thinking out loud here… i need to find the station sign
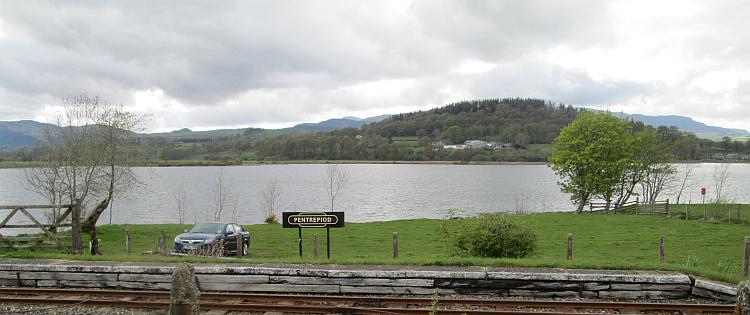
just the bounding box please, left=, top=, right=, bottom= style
left=282, top=212, right=345, bottom=228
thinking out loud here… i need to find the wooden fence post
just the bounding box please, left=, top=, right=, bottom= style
left=125, top=230, right=131, bottom=255
left=313, top=234, right=319, bottom=259
left=71, top=200, right=82, bottom=254
left=635, top=197, right=639, bottom=215
left=158, top=231, right=167, bottom=255
left=666, top=199, right=671, bottom=218
left=659, top=235, right=665, bottom=265
left=729, top=205, right=733, bottom=224
left=743, top=236, right=750, bottom=278
left=566, top=233, right=573, bottom=261
left=393, top=232, right=399, bottom=259
left=237, top=233, right=244, bottom=257
left=90, top=228, right=100, bottom=255
left=738, top=204, right=742, bottom=222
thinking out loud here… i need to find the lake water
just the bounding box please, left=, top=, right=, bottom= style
left=0, top=163, right=747, bottom=226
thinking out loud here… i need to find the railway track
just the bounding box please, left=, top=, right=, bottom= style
left=0, top=287, right=736, bottom=314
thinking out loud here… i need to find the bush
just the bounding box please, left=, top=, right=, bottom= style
left=264, top=212, right=279, bottom=224
left=451, top=213, right=536, bottom=258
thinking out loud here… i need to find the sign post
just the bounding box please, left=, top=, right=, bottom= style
left=283, top=212, right=345, bottom=259
left=701, top=187, right=707, bottom=221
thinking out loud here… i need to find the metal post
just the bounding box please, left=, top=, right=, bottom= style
left=326, top=227, right=331, bottom=259
left=298, top=227, right=302, bottom=258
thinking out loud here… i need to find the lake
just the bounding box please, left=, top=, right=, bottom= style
left=0, top=163, right=747, bottom=225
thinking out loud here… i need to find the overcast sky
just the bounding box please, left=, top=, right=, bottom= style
left=0, top=1, right=748, bottom=132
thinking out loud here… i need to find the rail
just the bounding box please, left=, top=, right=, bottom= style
left=0, top=287, right=735, bottom=314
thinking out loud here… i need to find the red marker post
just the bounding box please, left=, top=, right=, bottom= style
left=701, top=187, right=707, bottom=221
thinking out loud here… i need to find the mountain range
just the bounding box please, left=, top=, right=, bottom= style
left=0, top=111, right=746, bottom=151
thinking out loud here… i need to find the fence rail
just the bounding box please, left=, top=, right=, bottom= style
left=589, top=198, right=670, bottom=215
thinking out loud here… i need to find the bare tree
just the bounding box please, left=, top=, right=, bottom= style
left=640, top=163, right=677, bottom=204
left=325, top=164, right=350, bottom=211
left=513, top=189, right=530, bottom=214
left=674, top=164, right=695, bottom=204
left=712, top=164, right=731, bottom=203
left=175, top=185, right=188, bottom=224
left=82, top=101, right=141, bottom=230
left=211, top=168, right=239, bottom=221
left=258, top=178, right=282, bottom=223
left=23, top=93, right=143, bottom=232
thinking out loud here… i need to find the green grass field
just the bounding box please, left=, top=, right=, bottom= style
left=2, top=212, right=749, bottom=283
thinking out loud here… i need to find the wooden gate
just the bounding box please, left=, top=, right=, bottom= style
left=0, top=204, right=82, bottom=253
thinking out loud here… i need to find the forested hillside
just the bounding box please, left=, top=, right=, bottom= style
left=253, top=98, right=578, bottom=161
left=364, top=98, right=577, bottom=145
left=3, top=98, right=749, bottom=163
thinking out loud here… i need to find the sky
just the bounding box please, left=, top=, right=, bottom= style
left=0, top=1, right=748, bottom=132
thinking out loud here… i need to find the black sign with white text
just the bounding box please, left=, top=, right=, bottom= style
left=282, top=212, right=345, bottom=228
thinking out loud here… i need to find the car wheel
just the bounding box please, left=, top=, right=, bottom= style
left=241, top=242, right=249, bottom=256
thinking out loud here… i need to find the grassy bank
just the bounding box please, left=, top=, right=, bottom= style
left=2, top=212, right=748, bottom=283
left=669, top=203, right=750, bottom=224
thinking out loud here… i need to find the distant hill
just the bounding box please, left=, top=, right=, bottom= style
left=0, top=120, right=59, bottom=150
left=286, top=114, right=390, bottom=132
left=625, top=114, right=749, bottom=139
left=0, top=129, right=39, bottom=149
left=142, top=127, right=257, bottom=140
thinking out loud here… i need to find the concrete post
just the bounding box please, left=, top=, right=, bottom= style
left=170, top=263, right=200, bottom=315
left=736, top=280, right=750, bottom=315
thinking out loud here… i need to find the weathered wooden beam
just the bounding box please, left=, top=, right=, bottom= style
left=0, top=224, right=72, bottom=228
left=2, top=236, right=72, bottom=242
left=54, top=207, right=73, bottom=225
left=18, top=208, right=66, bottom=248
left=0, top=208, right=19, bottom=228
left=0, top=204, right=75, bottom=210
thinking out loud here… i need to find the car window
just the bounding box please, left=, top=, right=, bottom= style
left=188, top=223, right=225, bottom=234
left=234, top=224, right=242, bottom=232
left=225, top=224, right=234, bottom=234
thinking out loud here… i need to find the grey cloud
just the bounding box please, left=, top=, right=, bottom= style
left=0, top=1, right=748, bottom=131
left=0, top=1, right=612, bottom=105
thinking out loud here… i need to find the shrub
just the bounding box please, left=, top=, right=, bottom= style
left=451, top=213, right=536, bottom=258
left=264, top=212, right=279, bottom=224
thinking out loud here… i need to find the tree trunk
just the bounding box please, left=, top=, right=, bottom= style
left=82, top=165, right=116, bottom=232
left=81, top=196, right=110, bottom=232
left=576, top=196, right=586, bottom=214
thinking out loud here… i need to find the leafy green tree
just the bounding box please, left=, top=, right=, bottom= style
left=549, top=112, right=634, bottom=213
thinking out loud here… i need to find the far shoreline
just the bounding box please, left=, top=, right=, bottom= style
left=2, top=159, right=747, bottom=169
left=240, top=160, right=550, bottom=166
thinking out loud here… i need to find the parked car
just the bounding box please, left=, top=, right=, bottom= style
left=173, top=222, right=250, bottom=256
